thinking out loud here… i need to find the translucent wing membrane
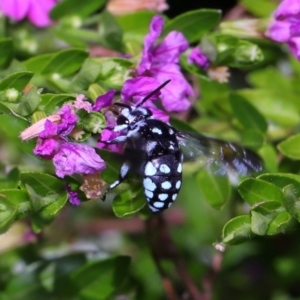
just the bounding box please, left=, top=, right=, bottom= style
left=176, top=131, right=263, bottom=176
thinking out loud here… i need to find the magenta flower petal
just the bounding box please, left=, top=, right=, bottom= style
left=154, top=64, right=193, bottom=111
left=38, top=119, right=58, bottom=138
left=0, top=0, right=29, bottom=20
left=93, top=90, right=116, bottom=111
left=34, top=138, right=59, bottom=158
left=188, top=48, right=210, bottom=70
left=154, top=31, right=189, bottom=64
left=27, top=0, right=56, bottom=27
left=121, top=77, right=161, bottom=104
left=53, top=142, right=106, bottom=178
left=65, top=184, right=81, bottom=206
left=267, top=20, right=292, bottom=42
left=98, top=128, right=124, bottom=153
left=267, top=0, right=300, bottom=60
left=138, top=15, right=164, bottom=74
left=57, top=105, right=78, bottom=135
left=274, top=0, right=300, bottom=18
left=288, top=36, right=300, bottom=59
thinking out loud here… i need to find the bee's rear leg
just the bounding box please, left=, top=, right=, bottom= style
left=101, top=161, right=131, bottom=201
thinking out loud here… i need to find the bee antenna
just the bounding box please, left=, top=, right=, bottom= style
left=136, top=80, right=171, bottom=108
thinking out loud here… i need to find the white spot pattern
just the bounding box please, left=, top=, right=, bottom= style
left=145, top=161, right=157, bottom=176
left=145, top=190, right=154, bottom=199
left=172, top=194, right=178, bottom=201
left=158, top=193, right=168, bottom=201
left=175, top=180, right=181, bottom=189
left=152, top=127, right=162, bottom=135
left=143, top=177, right=157, bottom=191
left=160, top=164, right=171, bottom=174
left=177, top=163, right=182, bottom=173
left=169, top=128, right=174, bottom=135
left=120, top=163, right=130, bottom=178
left=161, top=181, right=172, bottom=190
left=153, top=201, right=164, bottom=208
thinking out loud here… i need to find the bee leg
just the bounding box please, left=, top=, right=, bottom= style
left=100, top=135, right=127, bottom=145
left=101, top=161, right=131, bottom=201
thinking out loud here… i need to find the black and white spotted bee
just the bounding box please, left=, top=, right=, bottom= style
left=102, top=80, right=262, bottom=213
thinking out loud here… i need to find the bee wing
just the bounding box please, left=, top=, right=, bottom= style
left=176, top=131, right=263, bottom=176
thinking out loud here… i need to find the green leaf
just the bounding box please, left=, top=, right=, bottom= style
left=238, top=178, right=284, bottom=206
left=238, top=89, right=300, bottom=127
left=0, top=38, right=14, bottom=68
left=98, top=150, right=123, bottom=182
left=41, top=49, right=89, bottom=76
left=222, top=215, right=254, bottom=245
left=240, top=129, right=265, bottom=150
left=283, top=184, right=300, bottom=221
left=0, top=207, right=17, bottom=234
left=196, top=169, right=231, bottom=209
left=116, top=11, right=156, bottom=36
left=258, top=173, right=300, bottom=190
left=278, top=134, right=300, bottom=160
left=113, top=189, right=146, bottom=218
left=23, top=53, right=55, bottom=73
left=0, top=72, right=33, bottom=91
left=39, top=93, right=75, bottom=114
left=17, top=86, right=41, bottom=116
left=230, top=93, right=268, bottom=132
left=31, top=193, right=68, bottom=232
left=251, top=210, right=272, bottom=236
left=71, top=256, right=131, bottom=300
left=19, top=172, right=65, bottom=196
left=240, top=0, right=277, bottom=17
left=266, top=211, right=291, bottom=235
left=51, top=0, right=106, bottom=19
left=163, top=9, right=221, bottom=43
left=258, top=144, right=278, bottom=173
left=98, top=11, right=124, bottom=52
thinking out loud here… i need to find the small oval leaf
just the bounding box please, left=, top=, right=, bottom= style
left=238, top=178, right=284, bottom=206
left=163, top=9, right=221, bottom=43
left=278, top=134, right=300, bottom=160
left=222, top=215, right=253, bottom=245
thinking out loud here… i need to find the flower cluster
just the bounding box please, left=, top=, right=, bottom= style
left=0, top=0, right=57, bottom=27
left=132, top=15, right=194, bottom=112
left=267, top=0, right=300, bottom=60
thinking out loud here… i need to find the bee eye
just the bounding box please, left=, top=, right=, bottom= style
left=117, top=115, right=128, bottom=125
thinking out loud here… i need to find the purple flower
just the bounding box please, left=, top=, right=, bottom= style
left=188, top=48, right=210, bottom=70
left=267, top=0, right=300, bottom=59
left=0, top=0, right=57, bottom=27
left=137, top=15, right=193, bottom=112
left=65, top=184, right=81, bottom=206
left=34, top=105, right=106, bottom=178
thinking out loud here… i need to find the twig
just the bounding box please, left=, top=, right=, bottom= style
left=145, top=214, right=205, bottom=300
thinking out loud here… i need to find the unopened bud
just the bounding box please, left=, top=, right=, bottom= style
left=5, top=88, right=20, bottom=102
left=81, top=112, right=106, bottom=134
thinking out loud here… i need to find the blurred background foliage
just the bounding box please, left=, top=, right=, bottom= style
left=1, top=0, right=300, bottom=299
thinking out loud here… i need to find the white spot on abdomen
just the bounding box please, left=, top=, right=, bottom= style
left=158, top=193, right=168, bottom=201
left=175, top=180, right=181, bottom=189
left=161, top=181, right=172, bottom=190
left=145, top=161, right=157, bottom=176
left=177, top=163, right=182, bottom=173
left=143, top=177, right=157, bottom=191
left=172, top=194, right=178, bottom=201
left=145, top=190, right=154, bottom=199
left=153, top=201, right=164, bottom=208
left=160, top=164, right=170, bottom=174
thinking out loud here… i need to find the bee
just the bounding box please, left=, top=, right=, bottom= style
left=101, top=81, right=262, bottom=213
